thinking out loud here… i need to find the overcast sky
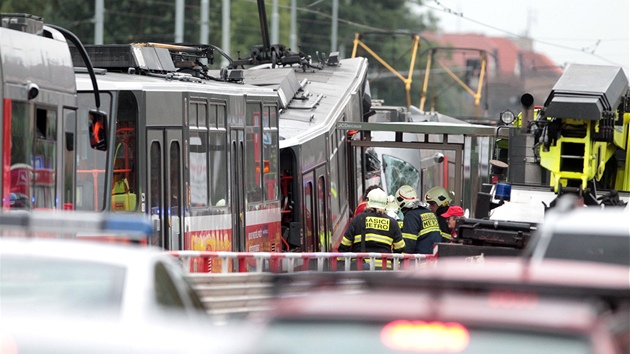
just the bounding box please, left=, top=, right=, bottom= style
left=416, top=0, right=629, bottom=75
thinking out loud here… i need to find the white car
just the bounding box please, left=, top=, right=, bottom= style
left=524, top=205, right=630, bottom=266
left=0, top=237, right=207, bottom=321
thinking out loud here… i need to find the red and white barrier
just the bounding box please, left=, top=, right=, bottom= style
left=168, top=251, right=436, bottom=273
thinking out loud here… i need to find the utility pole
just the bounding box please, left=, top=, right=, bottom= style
left=175, top=0, right=184, bottom=43
left=221, top=0, right=231, bottom=67
left=200, top=0, right=209, bottom=44
left=94, top=0, right=104, bottom=44
left=290, top=0, right=297, bottom=51
left=271, top=0, right=279, bottom=45
left=331, top=0, right=338, bottom=52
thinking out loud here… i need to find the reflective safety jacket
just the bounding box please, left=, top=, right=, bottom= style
left=401, top=207, right=441, bottom=254
left=339, top=210, right=405, bottom=254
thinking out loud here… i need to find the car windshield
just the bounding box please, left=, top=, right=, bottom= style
left=544, top=232, right=630, bottom=266
left=1, top=257, right=125, bottom=317
left=255, top=319, right=592, bottom=354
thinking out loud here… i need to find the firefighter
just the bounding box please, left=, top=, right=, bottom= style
left=339, top=188, right=404, bottom=269
left=441, top=205, right=465, bottom=239
left=111, top=142, right=136, bottom=211
left=353, top=184, right=382, bottom=216
left=396, top=185, right=441, bottom=254
left=386, top=195, right=403, bottom=228
left=425, top=186, right=453, bottom=242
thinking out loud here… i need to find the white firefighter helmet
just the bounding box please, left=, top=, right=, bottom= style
left=424, top=186, right=452, bottom=207
left=395, top=185, right=418, bottom=209
left=366, top=188, right=388, bottom=210
left=386, top=195, right=400, bottom=219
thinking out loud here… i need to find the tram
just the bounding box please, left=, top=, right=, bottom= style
left=70, top=41, right=371, bottom=257
left=3, top=11, right=484, bottom=257
left=0, top=13, right=103, bottom=212
left=240, top=56, right=371, bottom=252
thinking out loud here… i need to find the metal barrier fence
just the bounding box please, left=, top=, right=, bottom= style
left=168, top=251, right=436, bottom=273
left=169, top=252, right=436, bottom=317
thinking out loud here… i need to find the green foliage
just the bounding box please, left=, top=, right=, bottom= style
left=1, top=0, right=438, bottom=106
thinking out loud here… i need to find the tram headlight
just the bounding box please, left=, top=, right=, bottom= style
left=27, top=82, right=39, bottom=100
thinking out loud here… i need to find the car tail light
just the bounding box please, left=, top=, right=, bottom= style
left=487, top=289, right=539, bottom=309
left=380, top=320, right=470, bottom=352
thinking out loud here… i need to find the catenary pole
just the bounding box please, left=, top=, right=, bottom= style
left=290, top=0, right=297, bottom=51
left=200, top=0, right=209, bottom=44
left=331, top=0, right=338, bottom=52
left=94, top=0, right=104, bottom=44
left=221, top=0, right=231, bottom=67
left=271, top=0, right=279, bottom=45
left=175, top=0, right=184, bottom=43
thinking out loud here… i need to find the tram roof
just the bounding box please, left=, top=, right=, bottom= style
left=75, top=70, right=278, bottom=97
left=240, top=57, right=370, bottom=147
left=0, top=27, right=76, bottom=95
left=335, top=120, right=497, bottom=137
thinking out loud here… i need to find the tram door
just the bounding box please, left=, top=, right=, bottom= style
left=230, top=128, right=246, bottom=252
left=147, top=129, right=184, bottom=250
left=303, top=167, right=328, bottom=252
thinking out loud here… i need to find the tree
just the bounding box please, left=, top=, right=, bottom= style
left=1, top=0, right=437, bottom=107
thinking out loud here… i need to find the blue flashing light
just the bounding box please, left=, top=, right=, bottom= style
left=495, top=183, right=511, bottom=202
left=102, top=216, right=154, bottom=236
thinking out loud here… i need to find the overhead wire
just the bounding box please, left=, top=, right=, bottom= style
left=417, top=0, right=626, bottom=67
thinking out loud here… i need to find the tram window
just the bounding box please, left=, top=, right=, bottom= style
left=8, top=102, right=30, bottom=209
left=304, top=181, right=314, bottom=252
left=317, top=177, right=327, bottom=252
left=330, top=153, right=341, bottom=222
left=263, top=106, right=278, bottom=202
left=63, top=109, right=77, bottom=210
left=209, top=132, right=227, bottom=206
left=112, top=91, right=138, bottom=212
left=382, top=154, right=420, bottom=196
left=263, top=107, right=270, bottom=128
left=246, top=103, right=262, bottom=204
left=31, top=108, right=58, bottom=209
left=197, top=103, right=207, bottom=128
left=269, top=105, right=278, bottom=128
left=112, top=142, right=137, bottom=212
left=190, top=132, right=209, bottom=208
left=337, top=139, right=348, bottom=215
left=208, top=132, right=226, bottom=206
left=209, top=104, right=217, bottom=128
left=170, top=142, right=181, bottom=216
left=9, top=103, right=58, bottom=209
left=189, top=104, right=198, bottom=127
left=76, top=92, right=112, bottom=212
left=354, top=147, right=364, bottom=205
left=217, top=105, right=225, bottom=129
left=149, top=142, right=162, bottom=247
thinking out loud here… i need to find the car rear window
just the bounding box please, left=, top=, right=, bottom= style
left=0, top=257, right=126, bottom=317
left=256, top=319, right=592, bottom=354
left=544, top=233, right=630, bottom=266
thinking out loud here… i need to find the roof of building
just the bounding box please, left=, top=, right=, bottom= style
left=422, top=32, right=563, bottom=76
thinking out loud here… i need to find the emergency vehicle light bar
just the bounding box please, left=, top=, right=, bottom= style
left=0, top=210, right=153, bottom=238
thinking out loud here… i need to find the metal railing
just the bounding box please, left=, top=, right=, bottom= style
left=170, top=251, right=436, bottom=318
left=169, top=251, right=436, bottom=273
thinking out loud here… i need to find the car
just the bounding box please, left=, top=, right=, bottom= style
left=523, top=203, right=630, bottom=266
left=240, top=258, right=629, bottom=354
left=0, top=237, right=207, bottom=322
left=0, top=313, right=249, bottom=354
